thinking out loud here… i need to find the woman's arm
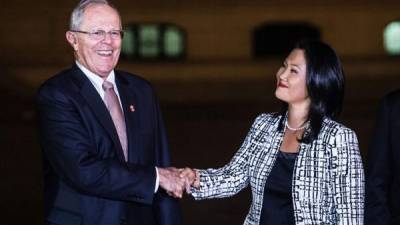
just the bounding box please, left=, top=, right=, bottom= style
left=331, top=128, right=364, bottom=225
left=190, top=114, right=267, bottom=200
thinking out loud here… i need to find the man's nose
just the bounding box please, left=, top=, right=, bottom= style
left=101, top=32, right=113, bottom=43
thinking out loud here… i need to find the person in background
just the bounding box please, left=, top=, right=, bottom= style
left=37, top=1, right=185, bottom=225
left=182, top=39, right=364, bottom=225
left=365, top=89, right=400, bottom=225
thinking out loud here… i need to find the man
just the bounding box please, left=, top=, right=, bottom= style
left=365, top=89, right=400, bottom=225
left=37, top=1, right=185, bottom=225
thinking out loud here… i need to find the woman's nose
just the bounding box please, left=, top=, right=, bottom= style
left=279, top=68, right=289, bottom=80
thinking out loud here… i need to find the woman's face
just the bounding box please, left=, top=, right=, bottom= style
left=275, top=48, right=310, bottom=107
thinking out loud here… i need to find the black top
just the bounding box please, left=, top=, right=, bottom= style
left=259, top=151, right=297, bottom=225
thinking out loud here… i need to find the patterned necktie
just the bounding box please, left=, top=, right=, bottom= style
left=102, top=81, right=128, bottom=161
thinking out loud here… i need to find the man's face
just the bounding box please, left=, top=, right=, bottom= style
left=67, top=4, right=122, bottom=78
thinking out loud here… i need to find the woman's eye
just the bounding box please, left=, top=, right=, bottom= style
left=290, top=69, right=298, bottom=74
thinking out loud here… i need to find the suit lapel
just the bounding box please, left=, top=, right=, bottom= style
left=70, top=65, right=126, bottom=162
left=115, top=73, right=139, bottom=163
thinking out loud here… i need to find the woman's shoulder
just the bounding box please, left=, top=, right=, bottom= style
left=321, top=118, right=357, bottom=138
left=254, top=112, right=280, bottom=123
left=321, top=119, right=360, bottom=157
left=252, top=112, right=281, bottom=130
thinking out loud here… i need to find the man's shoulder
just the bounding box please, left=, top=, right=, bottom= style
left=384, top=89, right=400, bottom=106
left=115, top=70, right=153, bottom=90
left=36, top=66, right=81, bottom=103
left=40, top=66, right=79, bottom=88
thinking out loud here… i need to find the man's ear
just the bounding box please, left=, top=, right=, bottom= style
left=66, top=31, right=78, bottom=51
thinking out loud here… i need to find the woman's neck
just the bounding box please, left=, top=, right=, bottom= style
left=287, top=104, right=309, bottom=128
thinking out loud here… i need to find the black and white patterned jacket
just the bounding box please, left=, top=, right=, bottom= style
left=191, top=113, right=364, bottom=225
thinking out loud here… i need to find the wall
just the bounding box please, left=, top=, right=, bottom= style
left=2, top=1, right=400, bottom=65
left=2, top=0, right=400, bottom=95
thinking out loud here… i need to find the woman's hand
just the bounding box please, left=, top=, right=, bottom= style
left=180, top=167, right=200, bottom=193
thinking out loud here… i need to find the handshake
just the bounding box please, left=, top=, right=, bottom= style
left=158, top=167, right=200, bottom=198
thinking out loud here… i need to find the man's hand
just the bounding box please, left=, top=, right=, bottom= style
left=158, top=167, right=186, bottom=198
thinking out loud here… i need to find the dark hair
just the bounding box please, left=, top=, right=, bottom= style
left=278, top=39, right=345, bottom=143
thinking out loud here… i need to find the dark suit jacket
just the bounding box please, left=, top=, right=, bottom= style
left=37, top=64, right=182, bottom=225
left=366, top=89, right=400, bottom=225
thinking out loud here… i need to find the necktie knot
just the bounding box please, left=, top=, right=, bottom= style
left=102, top=81, right=114, bottom=91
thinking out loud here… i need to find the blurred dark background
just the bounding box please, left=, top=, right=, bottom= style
left=1, top=0, right=400, bottom=224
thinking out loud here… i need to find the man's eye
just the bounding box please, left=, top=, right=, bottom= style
left=93, top=31, right=104, bottom=36
left=290, top=69, right=298, bottom=74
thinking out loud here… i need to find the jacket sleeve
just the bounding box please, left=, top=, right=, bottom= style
left=331, top=128, right=364, bottom=225
left=365, top=96, right=392, bottom=225
left=150, top=93, right=182, bottom=225
left=191, top=115, right=265, bottom=200
left=37, top=83, right=156, bottom=204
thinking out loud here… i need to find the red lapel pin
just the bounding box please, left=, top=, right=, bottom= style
left=129, top=105, right=135, bottom=112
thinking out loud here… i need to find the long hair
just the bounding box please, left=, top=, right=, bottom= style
left=278, top=39, right=345, bottom=143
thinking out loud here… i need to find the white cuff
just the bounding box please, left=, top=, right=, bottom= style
left=154, top=167, right=159, bottom=193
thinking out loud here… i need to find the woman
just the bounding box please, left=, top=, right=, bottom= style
left=184, top=40, right=364, bottom=225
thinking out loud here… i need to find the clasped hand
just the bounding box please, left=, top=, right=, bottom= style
left=158, top=167, right=199, bottom=198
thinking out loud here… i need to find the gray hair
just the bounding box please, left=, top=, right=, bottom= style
left=69, top=0, right=119, bottom=30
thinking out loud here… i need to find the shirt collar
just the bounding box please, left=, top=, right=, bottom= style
left=75, top=60, right=117, bottom=90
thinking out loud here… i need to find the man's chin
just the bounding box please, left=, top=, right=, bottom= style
left=95, top=66, right=115, bottom=77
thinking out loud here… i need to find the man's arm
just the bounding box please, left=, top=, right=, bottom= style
left=365, top=95, right=393, bottom=225
left=149, top=93, right=183, bottom=225
left=37, top=83, right=156, bottom=204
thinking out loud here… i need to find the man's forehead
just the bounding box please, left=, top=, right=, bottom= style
left=84, top=3, right=118, bottom=16
left=81, top=4, right=121, bottom=27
